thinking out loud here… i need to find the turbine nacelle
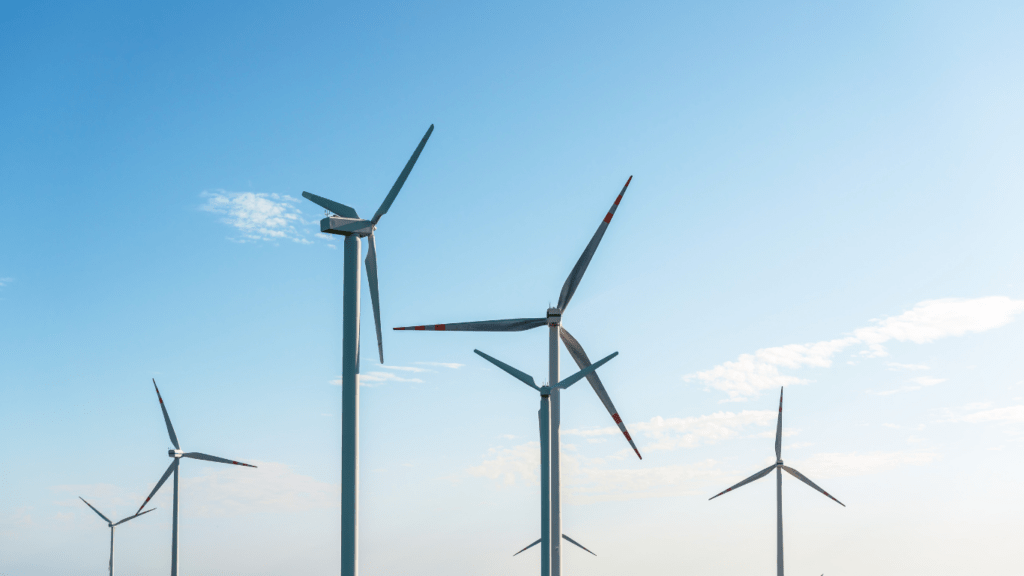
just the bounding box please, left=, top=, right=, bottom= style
left=168, top=449, right=183, bottom=458
left=320, top=216, right=375, bottom=237
left=546, top=308, right=562, bottom=325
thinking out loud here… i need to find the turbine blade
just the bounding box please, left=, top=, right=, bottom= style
left=394, top=317, right=546, bottom=332
left=775, top=387, right=783, bottom=461
left=79, top=497, right=112, bottom=524
left=152, top=379, right=179, bottom=450
left=365, top=233, right=384, bottom=364
left=474, top=350, right=540, bottom=391
left=137, top=459, right=178, bottom=514
left=781, top=466, right=845, bottom=507
left=709, top=463, right=776, bottom=500
left=555, top=351, right=618, bottom=390
left=559, top=327, right=641, bottom=459
left=562, top=534, right=597, bottom=556
left=301, top=192, right=359, bottom=219
left=371, top=124, right=434, bottom=225
left=182, top=452, right=257, bottom=468
left=513, top=538, right=542, bottom=557
left=556, top=176, right=631, bottom=311
left=113, top=508, right=155, bottom=526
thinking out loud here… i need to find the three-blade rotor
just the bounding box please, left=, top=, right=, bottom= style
left=395, top=177, right=639, bottom=456
left=474, top=349, right=619, bottom=394
left=137, top=380, right=256, bottom=514
left=303, top=124, right=434, bottom=364
left=709, top=387, right=844, bottom=507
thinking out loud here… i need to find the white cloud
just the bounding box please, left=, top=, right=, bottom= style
left=468, top=442, right=540, bottom=485
left=887, top=362, right=930, bottom=371
left=564, top=410, right=777, bottom=453
left=53, top=461, right=338, bottom=518
left=381, top=365, right=431, bottom=373
left=0, top=277, right=12, bottom=288
left=686, top=297, right=1024, bottom=400
left=795, top=451, right=940, bottom=479
left=331, top=371, right=424, bottom=387
left=945, top=405, right=1024, bottom=424
left=416, top=362, right=465, bottom=369
left=871, top=376, right=946, bottom=396
left=201, top=190, right=313, bottom=243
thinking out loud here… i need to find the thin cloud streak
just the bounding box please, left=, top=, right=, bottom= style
left=685, top=297, right=1024, bottom=400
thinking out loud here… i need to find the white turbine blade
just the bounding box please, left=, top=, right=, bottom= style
left=301, top=191, right=359, bottom=219
left=512, top=538, right=542, bottom=557
left=562, top=534, right=597, bottom=556
left=365, top=233, right=384, bottom=364
left=709, top=463, right=776, bottom=500
left=113, top=507, right=155, bottom=526
left=781, top=466, right=846, bottom=507
left=555, top=351, right=618, bottom=390
left=152, top=379, right=179, bottom=450
left=182, top=452, right=257, bottom=468
left=371, top=124, right=434, bottom=225
left=559, top=327, right=641, bottom=459
left=474, top=350, right=540, bottom=391
left=556, top=176, right=631, bottom=311
left=394, top=317, right=546, bottom=332
left=79, top=497, right=112, bottom=524
left=137, top=459, right=178, bottom=514
left=775, top=387, right=783, bottom=461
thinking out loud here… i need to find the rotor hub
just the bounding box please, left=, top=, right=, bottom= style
left=169, top=449, right=183, bottom=458
left=546, top=308, right=561, bottom=325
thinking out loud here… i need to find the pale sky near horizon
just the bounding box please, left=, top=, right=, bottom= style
left=1, top=1, right=1023, bottom=575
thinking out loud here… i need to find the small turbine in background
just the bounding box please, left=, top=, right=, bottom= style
left=135, top=379, right=257, bottom=576
left=78, top=497, right=154, bottom=576
left=709, top=387, right=845, bottom=576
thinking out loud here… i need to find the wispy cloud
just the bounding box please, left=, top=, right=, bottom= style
left=201, top=190, right=314, bottom=243
left=564, top=410, right=776, bottom=453
left=870, top=376, right=946, bottom=396
left=0, top=277, right=12, bottom=288
left=796, top=451, right=940, bottom=479
left=943, top=405, right=1024, bottom=424
left=887, top=362, right=930, bottom=371
left=686, top=297, right=1024, bottom=400
left=416, top=361, right=465, bottom=369
left=332, top=364, right=431, bottom=387
left=53, top=461, right=338, bottom=518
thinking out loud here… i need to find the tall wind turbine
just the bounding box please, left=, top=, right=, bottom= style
left=136, top=379, right=257, bottom=576
left=394, top=176, right=639, bottom=576
left=301, top=124, right=433, bottom=576
left=473, top=348, right=615, bottom=570
left=79, top=497, right=154, bottom=576
left=709, top=387, right=845, bottom=576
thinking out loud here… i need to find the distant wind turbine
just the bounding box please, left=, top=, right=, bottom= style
left=709, top=387, right=845, bottom=576
left=395, top=177, right=638, bottom=576
left=135, top=379, right=257, bottom=576
left=79, top=497, right=154, bottom=576
left=473, top=348, right=615, bottom=567
left=302, top=124, right=433, bottom=576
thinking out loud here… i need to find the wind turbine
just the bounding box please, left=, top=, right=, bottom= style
left=394, top=176, right=638, bottom=576
left=79, top=497, right=154, bottom=576
left=473, top=348, right=615, bottom=570
left=301, top=124, right=433, bottom=576
left=135, top=379, right=257, bottom=576
left=709, top=387, right=845, bottom=576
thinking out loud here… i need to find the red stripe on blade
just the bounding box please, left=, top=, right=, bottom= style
left=603, top=213, right=613, bottom=223
left=435, top=324, right=446, bottom=330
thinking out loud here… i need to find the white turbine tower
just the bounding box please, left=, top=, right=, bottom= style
left=709, top=387, right=845, bottom=576
left=135, top=379, right=257, bottom=576
left=79, top=497, right=154, bottom=576
left=301, top=124, right=433, bottom=576
left=395, top=177, right=639, bottom=576
left=472, top=348, right=616, bottom=566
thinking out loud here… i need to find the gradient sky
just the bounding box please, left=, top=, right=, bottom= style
left=1, top=1, right=1023, bottom=575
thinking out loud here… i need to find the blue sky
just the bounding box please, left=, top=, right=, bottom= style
left=1, top=1, right=1023, bottom=574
